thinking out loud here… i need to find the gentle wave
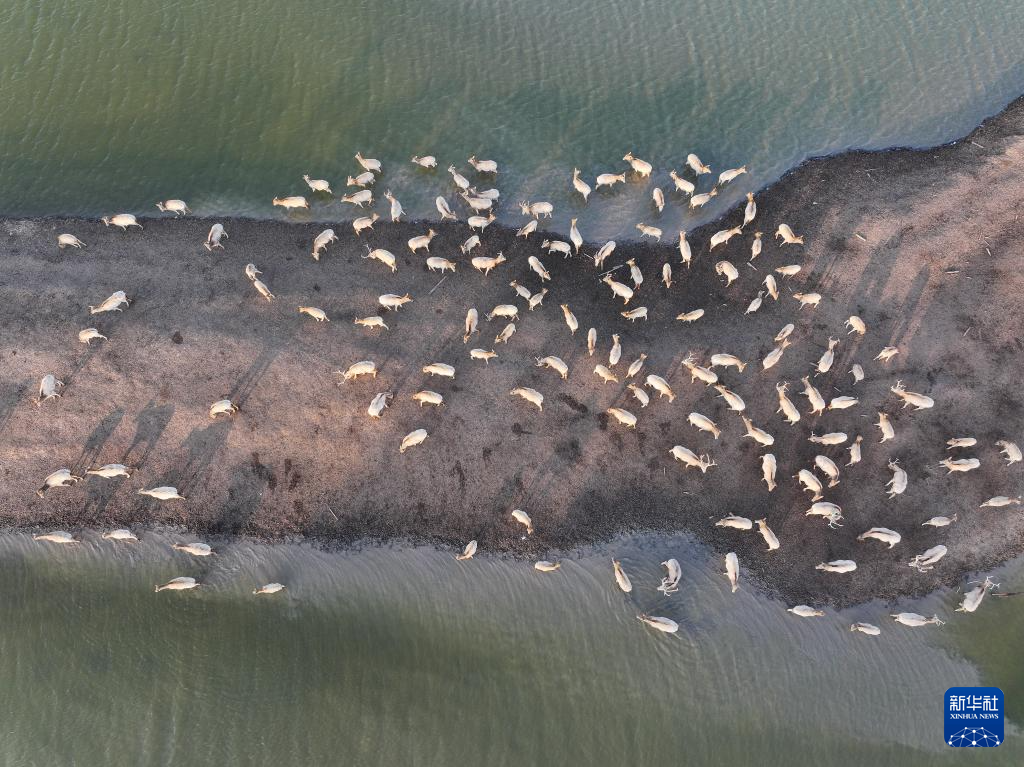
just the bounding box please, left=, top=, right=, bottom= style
left=0, top=530, right=1020, bottom=763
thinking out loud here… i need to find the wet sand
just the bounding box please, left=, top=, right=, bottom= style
left=3, top=98, right=1024, bottom=607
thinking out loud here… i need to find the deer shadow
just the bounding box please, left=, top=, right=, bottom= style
left=123, top=400, right=175, bottom=469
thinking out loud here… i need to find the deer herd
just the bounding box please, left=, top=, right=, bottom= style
left=24, top=149, right=1020, bottom=634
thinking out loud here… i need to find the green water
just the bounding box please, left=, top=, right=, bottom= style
left=2, top=1, right=1024, bottom=241
left=0, top=533, right=1021, bottom=765
left=2, top=0, right=1024, bottom=763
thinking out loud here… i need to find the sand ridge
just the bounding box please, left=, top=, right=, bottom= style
left=2, top=98, right=1024, bottom=607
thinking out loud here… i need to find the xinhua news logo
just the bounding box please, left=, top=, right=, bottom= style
left=944, top=687, right=1003, bottom=747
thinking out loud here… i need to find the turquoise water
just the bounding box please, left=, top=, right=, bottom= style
left=2, top=0, right=1024, bottom=762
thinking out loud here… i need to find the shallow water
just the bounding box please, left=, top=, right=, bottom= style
left=0, top=532, right=1020, bottom=765
left=3, top=1, right=1024, bottom=241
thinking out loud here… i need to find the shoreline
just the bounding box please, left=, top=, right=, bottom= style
left=6, top=91, right=1023, bottom=233
left=3, top=97, right=1024, bottom=608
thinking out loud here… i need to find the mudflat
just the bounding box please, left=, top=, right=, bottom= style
left=3, top=99, right=1024, bottom=607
